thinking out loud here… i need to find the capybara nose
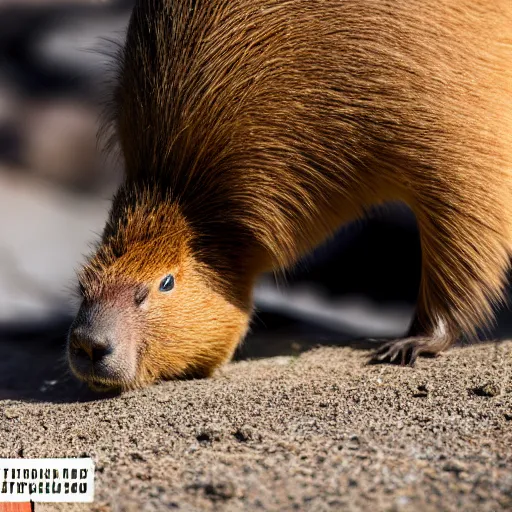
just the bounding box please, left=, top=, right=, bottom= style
left=68, top=327, right=114, bottom=371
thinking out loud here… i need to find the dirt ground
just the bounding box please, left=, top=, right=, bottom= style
left=0, top=336, right=510, bottom=512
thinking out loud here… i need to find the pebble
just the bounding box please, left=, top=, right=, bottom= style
left=4, top=407, right=20, bottom=419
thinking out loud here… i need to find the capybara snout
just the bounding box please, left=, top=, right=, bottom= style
left=68, top=298, right=140, bottom=391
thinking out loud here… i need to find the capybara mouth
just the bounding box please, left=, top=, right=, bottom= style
left=71, top=369, right=123, bottom=392
left=68, top=360, right=129, bottom=392
left=87, top=380, right=121, bottom=393
left=67, top=360, right=124, bottom=391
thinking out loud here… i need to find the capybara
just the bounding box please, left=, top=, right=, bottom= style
left=67, top=0, right=512, bottom=390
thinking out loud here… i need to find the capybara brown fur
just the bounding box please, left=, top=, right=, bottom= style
left=67, top=0, right=512, bottom=390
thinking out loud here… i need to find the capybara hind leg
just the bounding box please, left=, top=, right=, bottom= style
left=373, top=316, right=456, bottom=366
left=372, top=198, right=511, bottom=366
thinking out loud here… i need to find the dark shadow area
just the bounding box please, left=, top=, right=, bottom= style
left=0, top=316, right=121, bottom=403
left=285, top=204, right=422, bottom=304
left=235, top=312, right=380, bottom=361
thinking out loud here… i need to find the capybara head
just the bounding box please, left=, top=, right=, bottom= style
left=67, top=191, right=253, bottom=391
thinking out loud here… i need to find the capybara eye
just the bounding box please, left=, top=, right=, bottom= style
left=159, top=275, right=175, bottom=292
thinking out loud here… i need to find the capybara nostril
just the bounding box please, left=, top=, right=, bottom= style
left=69, top=328, right=114, bottom=368
left=91, top=345, right=113, bottom=364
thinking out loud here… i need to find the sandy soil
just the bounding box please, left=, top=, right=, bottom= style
left=0, top=338, right=510, bottom=512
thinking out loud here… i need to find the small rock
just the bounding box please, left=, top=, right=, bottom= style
left=442, top=461, right=466, bottom=475
left=196, top=424, right=224, bottom=443
left=130, top=452, right=146, bottom=462
left=4, top=407, right=19, bottom=419
left=347, top=435, right=360, bottom=450
left=233, top=425, right=258, bottom=442
left=472, top=383, right=500, bottom=397
left=188, top=480, right=237, bottom=501
left=205, top=481, right=236, bottom=500
left=413, top=384, right=429, bottom=397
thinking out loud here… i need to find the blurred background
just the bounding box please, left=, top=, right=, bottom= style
left=0, top=0, right=509, bottom=399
